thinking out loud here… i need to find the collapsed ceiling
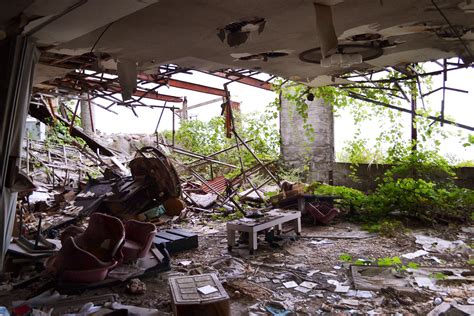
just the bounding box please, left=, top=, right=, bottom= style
left=4, top=0, right=474, bottom=90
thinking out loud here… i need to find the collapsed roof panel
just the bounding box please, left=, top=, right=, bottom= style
left=21, top=0, right=472, bottom=87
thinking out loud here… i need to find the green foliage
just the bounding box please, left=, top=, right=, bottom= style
left=45, top=119, right=86, bottom=147
left=430, top=272, right=447, bottom=281
left=339, top=253, right=353, bottom=262
left=308, top=148, right=474, bottom=224
left=385, top=146, right=455, bottom=182
left=368, top=177, right=474, bottom=223
left=462, top=134, right=474, bottom=147
left=308, top=183, right=367, bottom=211
left=362, top=220, right=405, bottom=238
left=339, top=254, right=418, bottom=272
left=277, top=166, right=306, bottom=183
left=377, top=256, right=402, bottom=267
left=407, top=262, right=419, bottom=269
left=162, top=110, right=279, bottom=178
left=210, top=210, right=244, bottom=221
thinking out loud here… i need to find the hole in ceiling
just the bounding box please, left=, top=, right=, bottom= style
left=217, top=17, right=266, bottom=47
left=231, top=51, right=289, bottom=62
left=299, top=44, right=383, bottom=65
left=347, top=33, right=382, bottom=41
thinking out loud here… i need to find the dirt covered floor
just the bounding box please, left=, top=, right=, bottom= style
left=1, top=213, right=472, bottom=315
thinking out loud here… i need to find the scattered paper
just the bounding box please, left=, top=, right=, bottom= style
left=356, top=290, right=374, bottom=298
left=310, top=239, right=334, bottom=245
left=307, top=270, right=320, bottom=277
left=295, top=286, right=311, bottom=293
left=283, top=281, right=298, bottom=288
left=427, top=256, right=443, bottom=264
left=402, top=250, right=428, bottom=259
left=197, top=285, right=218, bottom=295
left=335, top=285, right=350, bottom=293
left=414, top=235, right=467, bottom=253
left=179, top=260, right=192, bottom=266
left=340, top=298, right=359, bottom=307
left=415, top=277, right=437, bottom=290
left=328, top=279, right=350, bottom=293
left=300, top=281, right=317, bottom=289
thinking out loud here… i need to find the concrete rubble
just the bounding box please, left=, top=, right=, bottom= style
left=0, top=142, right=472, bottom=315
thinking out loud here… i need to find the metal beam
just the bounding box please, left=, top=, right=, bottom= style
left=348, top=92, right=474, bottom=131
left=185, top=97, right=223, bottom=111
left=137, top=74, right=227, bottom=97
left=209, top=71, right=273, bottom=90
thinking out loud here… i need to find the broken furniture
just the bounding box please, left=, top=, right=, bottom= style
left=153, top=228, right=198, bottom=254
left=350, top=265, right=415, bottom=294
left=169, top=273, right=230, bottom=316
left=46, top=213, right=125, bottom=283
left=46, top=237, right=118, bottom=283
left=278, top=194, right=342, bottom=224
left=305, top=202, right=340, bottom=225
left=74, top=213, right=125, bottom=263
left=227, top=210, right=301, bottom=254
left=122, top=220, right=156, bottom=262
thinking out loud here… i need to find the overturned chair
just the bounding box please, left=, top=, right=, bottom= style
left=46, top=213, right=125, bottom=283
left=305, top=202, right=340, bottom=225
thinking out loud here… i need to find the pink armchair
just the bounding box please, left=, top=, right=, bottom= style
left=46, top=213, right=125, bottom=283
left=74, top=213, right=125, bottom=262
left=122, top=220, right=156, bottom=262
left=46, top=237, right=117, bottom=283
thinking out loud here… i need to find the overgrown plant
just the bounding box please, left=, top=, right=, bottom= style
left=161, top=110, right=279, bottom=178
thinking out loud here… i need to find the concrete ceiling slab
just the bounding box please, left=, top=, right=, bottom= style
left=21, top=0, right=474, bottom=84
left=24, top=0, right=158, bottom=47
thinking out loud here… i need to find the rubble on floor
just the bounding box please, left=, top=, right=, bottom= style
left=1, top=144, right=472, bottom=315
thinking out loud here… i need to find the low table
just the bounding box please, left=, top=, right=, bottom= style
left=226, top=210, right=301, bottom=254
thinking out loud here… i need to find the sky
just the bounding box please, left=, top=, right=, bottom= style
left=333, top=61, right=474, bottom=163
left=91, top=60, right=473, bottom=163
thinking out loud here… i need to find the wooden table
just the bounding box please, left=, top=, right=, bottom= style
left=226, top=210, right=301, bottom=254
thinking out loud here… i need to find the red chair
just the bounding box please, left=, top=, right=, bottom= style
left=74, top=213, right=125, bottom=262
left=46, top=237, right=117, bottom=283
left=122, top=220, right=156, bottom=262
left=305, top=202, right=340, bottom=225
left=46, top=213, right=125, bottom=283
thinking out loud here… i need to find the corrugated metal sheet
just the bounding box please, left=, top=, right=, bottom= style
left=201, top=176, right=227, bottom=194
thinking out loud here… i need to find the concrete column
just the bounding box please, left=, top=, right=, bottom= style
left=80, top=93, right=95, bottom=135
left=280, top=96, right=334, bottom=183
